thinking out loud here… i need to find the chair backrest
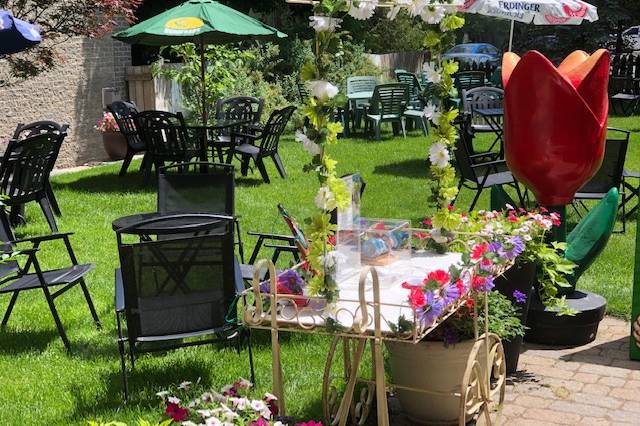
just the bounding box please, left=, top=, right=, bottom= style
left=396, top=72, right=423, bottom=107
left=13, top=121, right=69, bottom=139
left=565, top=187, right=619, bottom=287
left=136, top=110, right=194, bottom=158
left=0, top=132, right=64, bottom=203
left=369, top=83, right=409, bottom=117
left=346, top=76, right=378, bottom=95
left=108, top=101, right=144, bottom=149
left=462, top=87, right=504, bottom=125
left=259, top=106, right=296, bottom=155
left=117, top=216, right=237, bottom=340
left=215, top=96, right=264, bottom=124
left=455, top=71, right=486, bottom=92
left=297, top=82, right=310, bottom=104
left=578, top=128, right=630, bottom=194
left=453, top=115, right=479, bottom=182
left=158, top=162, right=235, bottom=216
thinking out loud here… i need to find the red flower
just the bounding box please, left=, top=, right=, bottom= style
left=408, top=288, right=426, bottom=308
left=328, top=235, right=336, bottom=246
left=465, top=298, right=475, bottom=313
left=426, top=270, right=450, bottom=286
left=250, top=419, right=269, bottom=426
left=422, top=218, right=432, bottom=227
left=447, top=205, right=455, bottom=212
left=296, top=422, right=323, bottom=426
left=455, top=279, right=465, bottom=294
left=264, top=395, right=278, bottom=417
left=165, top=403, right=188, bottom=422
left=502, top=49, right=610, bottom=205
left=373, top=222, right=386, bottom=231
left=471, top=243, right=489, bottom=261
left=507, top=215, right=518, bottom=223
left=414, top=232, right=429, bottom=240
left=401, top=281, right=421, bottom=290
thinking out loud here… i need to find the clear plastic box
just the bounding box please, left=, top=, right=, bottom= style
left=359, top=218, right=412, bottom=266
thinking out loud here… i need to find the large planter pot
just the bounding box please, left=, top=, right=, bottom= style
left=386, top=339, right=478, bottom=425
left=101, top=131, right=127, bottom=160
left=493, top=261, right=536, bottom=374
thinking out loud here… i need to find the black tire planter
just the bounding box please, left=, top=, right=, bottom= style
left=493, top=261, right=536, bottom=374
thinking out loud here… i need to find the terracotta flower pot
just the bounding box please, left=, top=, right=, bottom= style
left=386, top=339, right=482, bottom=425
left=101, top=131, right=128, bottom=161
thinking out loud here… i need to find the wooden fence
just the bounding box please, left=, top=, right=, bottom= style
left=367, top=51, right=429, bottom=78
left=125, top=65, right=183, bottom=112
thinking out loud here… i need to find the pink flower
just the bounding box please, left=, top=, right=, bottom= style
left=165, top=403, right=189, bottom=422
left=471, top=243, right=488, bottom=261
left=296, top=422, right=323, bottom=426
left=408, top=288, right=426, bottom=308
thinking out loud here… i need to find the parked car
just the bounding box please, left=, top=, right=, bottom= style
left=613, top=26, right=640, bottom=51
left=442, top=43, right=501, bottom=66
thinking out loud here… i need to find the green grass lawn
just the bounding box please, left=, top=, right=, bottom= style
left=0, top=116, right=638, bottom=425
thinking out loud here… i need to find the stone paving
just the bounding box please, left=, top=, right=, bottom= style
left=502, top=316, right=640, bottom=426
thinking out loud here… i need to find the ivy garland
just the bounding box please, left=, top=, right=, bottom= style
left=296, top=0, right=465, bottom=303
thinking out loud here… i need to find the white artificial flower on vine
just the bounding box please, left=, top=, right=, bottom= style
left=295, top=130, right=322, bottom=156
left=322, top=250, right=346, bottom=271
left=348, top=0, right=378, bottom=20
left=408, top=0, right=428, bottom=17
left=429, top=141, right=450, bottom=169
left=421, top=6, right=446, bottom=24
left=423, top=101, right=438, bottom=119
left=309, top=16, right=342, bottom=32
left=306, top=80, right=339, bottom=101
left=429, top=110, right=441, bottom=125
left=315, top=186, right=337, bottom=211
left=423, top=61, right=442, bottom=84
left=387, top=0, right=411, bottom=20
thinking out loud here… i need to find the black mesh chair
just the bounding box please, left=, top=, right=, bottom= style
left=452, top=115, right=523, bottom=211
left=230, top=106, right=296, bottom=184
left=136, top=111, right=201, bottom=185
left=11, top=121, right=68, bottom=220
left=574, top=128, right=630, bottom=232
left=0, top=132, right=66, bottom=239
left=115, top=214, right=253, bottom=399
left=0, top=232, right=100, bottom=351
left=107, top=101, right=147, bottom=177
left=157, top=162, right=244, bottom=261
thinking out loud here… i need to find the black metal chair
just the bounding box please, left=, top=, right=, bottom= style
left=622, top=169, right=639, bottom=221
left=11, top=121, right=68, bottom=220
left=363, top=83, right=409, bottom=141
left=452, top=116, right=524, bottom=211
left=115, top=214, right=253, bottom=399
left=107, top=101, right=147, bottom=177
left=0, top=132, right=66, bottom=239
left=574, top=128, right=630, bottom=232
left=230, top=106, right=295, bottom=184
left=157, top=162, right=244, bottom=261
left=0, top=232, right=100, bottom=351
left=136, top=111, right=201, bottom=185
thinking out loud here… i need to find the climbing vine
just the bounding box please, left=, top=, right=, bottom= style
left=295, top=0, right=464, bottom=302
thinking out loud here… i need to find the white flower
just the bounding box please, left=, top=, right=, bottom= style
left=315, top=186, right=337, bottom=211
left=198, top=409, right=212, bottom=418
left=421, top=6, right=446, bottom=24
left=205, top=418, right=222, bottom=426
left=168, top=396, right=181, bottom=404
left=231, top=397, right=249, bottom=410
left=408, top=0, right=428, bottom=17
left=274, top=422, right=285, bottom=426
left=386, top=0, right=411, bottom=20
left=295, top=130, right=321, bottom=156
left=156, top=390, right=169, bottom=399
left=306, top=80, right=339, bottom=101
left=322, top=250, right=346, bottom=270
left=429, top=110, right=441, bottom=125
left=348, top=0, right=378, bottom=20
left=178, top=381, right=192, bottom=390
left=181, top=422, right=198, bottom=426
left=423, top=62, right=442, bottom=84
left=264, top=392, right=278, bottom=401
left=422, top=101, right=438, bottom=119
left=250, top=399, right=267, bottom=412
left=188, top=398, right=201, bottom=408
left=431, top=229, right=448, bottom=244
left=309, top=15, right=342, bottom=32
left=429, top=142, right=450, bottom=169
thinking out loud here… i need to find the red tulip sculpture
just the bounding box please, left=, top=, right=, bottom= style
left=502, top=49, right=610, bottom=239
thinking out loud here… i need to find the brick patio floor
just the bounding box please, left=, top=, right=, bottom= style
left=502, top=316, right=640, bottom=426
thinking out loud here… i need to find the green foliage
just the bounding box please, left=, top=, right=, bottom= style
left=343, top=11, right=432, bottom=53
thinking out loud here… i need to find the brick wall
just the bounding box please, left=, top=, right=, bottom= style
left=0, top=35, right=131, bottom=168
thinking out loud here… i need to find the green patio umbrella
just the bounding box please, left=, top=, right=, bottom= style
left=113, top=0, right=287, bottom=124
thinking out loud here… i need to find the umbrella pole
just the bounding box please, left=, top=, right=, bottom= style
left=200, top=36, right=207, bottom=126
left=508, top=20, right=515, bottom=51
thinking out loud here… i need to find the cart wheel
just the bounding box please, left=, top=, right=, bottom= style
left=459, top=333, right=506, bottom=426
left=323, top=336, right=348, bottom=425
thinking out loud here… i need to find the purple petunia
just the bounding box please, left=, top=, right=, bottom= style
left=498, top=236, right=525, bottom=260
left=488, top=241, right=502, bottom=253
left=513, top=290, right=527, bottom=304
left=418, top=298, right=444, bottom=328
left=441, top=284, right=460, bottom=305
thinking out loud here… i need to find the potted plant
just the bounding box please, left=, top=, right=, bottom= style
left=95, top=111, right=127, bottom=160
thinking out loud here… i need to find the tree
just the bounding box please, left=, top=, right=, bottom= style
left=0, top=0, right=142, bottom=85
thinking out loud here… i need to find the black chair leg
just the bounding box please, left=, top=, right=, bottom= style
left=79, top=279, right=101, bottom=329
left=39, top=197, right=59, bottom=233
left=9, top=204, right=25, bottom=227
left=235, top=220, right=245, bottom=264
left=272, top=153, right=286, bottom=179
left=0, top=208, right=15, bottom=241
left=255, top=158, right=271, bottom=184
left=42, top=287, right=71, bottom=351
left=46, top=182, right=61, bottom=216
left=119, top=150, right=135, bottom=177
left=1, top=291, right=19, bottom=328
left=116, top=313, right=129, bottom=401
left=240, top=156, right=250, bottom=177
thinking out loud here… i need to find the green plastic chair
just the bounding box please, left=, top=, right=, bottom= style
left=564, top=187, right=619, bottom=293
left=363, top=83, right=409, bottom=141
left=347, top=76, right=379, bottom=130
left=396, top=71, right=429, bottom=136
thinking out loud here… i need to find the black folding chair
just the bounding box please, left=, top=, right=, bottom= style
left=11, top=121, right=68, bottom=220
left=136, top=111, right=200, bottom=185
left=107, top=101, right=147, bottom=177
left=0, top=232, right=100, bottom=351
left=574, top=128, right=630, bottom=232
left=0, top=132, right=66, bottom=239
left=230, top=106, right=296, bottom=184
left=115, top=214, right=254, bottom=400
left=451, top=115, right=524, bottom=211
left=157, top=162, right=244, bottom=261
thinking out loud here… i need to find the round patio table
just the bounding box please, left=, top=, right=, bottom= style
left=112, top=212, right=229, bottom=237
